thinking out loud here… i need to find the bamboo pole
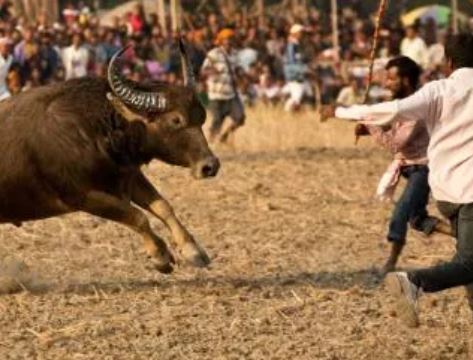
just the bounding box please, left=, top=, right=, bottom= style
left=331, top=0, right=339, bottom=62
left=170, top=0, right=181, bottom=33
left=157, top=0, right=167, bottom=36
left=452, top=0, right=459, bottom=35
left=291, top=0, right=297, bottom=17
left=51, top=0, right=59, bottom=23
left=41, top=0, right=58, bottom=25
left=257, top=0, right=264, bottom=26
left=23, top=0, right=35, bottom=24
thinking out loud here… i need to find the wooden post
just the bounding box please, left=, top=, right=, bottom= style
left=41, top=0, right=58, bottom=25
left=51, top=0, right=59, bottom=23
left=23, top=0, right=35, bottom=24
left=93, top=0, right=102, bottom=12
left=170, top=0, right=181, bottom=33
left=291, top=0, right=297, bottom=17
left=157, top=0, right=167, bottom=36
left=257, top=0, right=264, bottom=26
left=331, top=0, right=340, bottom=62
left=452, top=0, right=459, bottom=35
left=11, top=0, right=25, bottom=20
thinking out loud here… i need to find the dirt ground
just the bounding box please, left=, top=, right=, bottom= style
left=1, top=107, right=472, bottom=359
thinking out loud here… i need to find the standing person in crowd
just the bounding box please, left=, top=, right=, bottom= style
left=128, top=3, right=146, bottom=36
left=401, top=25, right=428, bottom=68
left=336, top=76, right=363, bottom=107
left=62, top=33, right=89, bottom=80
left=201, top=28, right=245, bottom=144
left=0, top=37, right=12, bottom=100
left=282, top=24, right=311, bottom=112
left=38, top=32, right=61, bottom=84
left=14, top=27, right=39, bottom=83
left=339, top=56, right=450, bottom=275
left=325, top=34, right=473, bottom=327
left=0, top=0, right=12, bottom=21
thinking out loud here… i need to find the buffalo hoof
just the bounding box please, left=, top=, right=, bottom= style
left=149, top=251, right=175, bottom=274
left=154, top=262, right=174, bottom=274
left=181, top=242, right=211, bottom=268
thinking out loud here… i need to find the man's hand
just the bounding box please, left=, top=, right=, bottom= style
left=320, top=105, right=336, bottom=121
left=355, top=124, right=370, bottom=145
left=354, top=124, right=370, bottom=137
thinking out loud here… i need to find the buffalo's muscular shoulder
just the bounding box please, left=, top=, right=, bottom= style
left=0, top=78, right=131, bottom=221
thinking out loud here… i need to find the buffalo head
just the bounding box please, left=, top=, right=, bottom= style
left=106, top=39, right=219, bottom=179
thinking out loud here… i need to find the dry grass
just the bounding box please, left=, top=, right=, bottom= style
left=232, top=104, right=356, bottom=152
left=0, top=106, right=471, bottom=359
left=0, top=247, right=46, bottom=295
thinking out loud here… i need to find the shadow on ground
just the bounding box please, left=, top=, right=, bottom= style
left=13, top=268, right=384, bottom=297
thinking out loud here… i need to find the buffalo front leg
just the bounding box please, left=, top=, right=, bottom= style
left=79, top=191, right=175, bottom=273
left=131, top=174, right=210, bottom=268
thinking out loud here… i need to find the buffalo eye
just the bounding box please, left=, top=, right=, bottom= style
left=170, top=115, right=186, bottom=129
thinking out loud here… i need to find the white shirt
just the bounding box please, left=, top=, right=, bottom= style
left=237, top=47, right=258, bottom=72
left=62, top=45, right=89, bottom=80
left=336, top=86, right=362, bottom=107
left=0, top=54, right=12, bottom=101
left=335, top=68, right=473, bottom=204
left=427, top=43, right=445, bottom=69
left=401, top=36, right=428, bottom=68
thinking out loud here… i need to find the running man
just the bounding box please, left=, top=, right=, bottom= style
left=324, top=34, right=473, bottom=327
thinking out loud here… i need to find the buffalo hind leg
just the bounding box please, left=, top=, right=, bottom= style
left=131, top=173, right=210, bottom=268
left=79, top=191, right=175, bottom=273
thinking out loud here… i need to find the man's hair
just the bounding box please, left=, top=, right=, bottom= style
left=445, top=33, right=473, bottom=69
left=386, top=56, right=422, bottom=89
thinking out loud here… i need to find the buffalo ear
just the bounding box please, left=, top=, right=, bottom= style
left=107, top=93, right=149, bottom=123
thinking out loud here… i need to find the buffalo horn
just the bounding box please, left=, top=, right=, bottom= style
left=107, top=46, right=168, bottom=112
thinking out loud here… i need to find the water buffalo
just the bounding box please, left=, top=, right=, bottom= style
left=0, top=40, right=220, bottom=274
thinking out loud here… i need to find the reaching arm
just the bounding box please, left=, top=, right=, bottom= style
left=334, top=82, right=438, bottom=127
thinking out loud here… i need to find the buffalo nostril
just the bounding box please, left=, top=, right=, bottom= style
left=201, top=164, right=215, bottom=177
left=200, top=157, right=220, bottom=178
left=196, top=157, right=220, bottom=179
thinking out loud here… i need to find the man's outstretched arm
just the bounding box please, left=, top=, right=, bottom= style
left=328, top=82, right=438, bottom=126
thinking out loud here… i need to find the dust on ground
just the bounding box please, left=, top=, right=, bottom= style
left=0, top=107, right=471, bottom=359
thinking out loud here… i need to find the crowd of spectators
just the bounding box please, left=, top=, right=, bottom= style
left=0, top=0, right=470, bottom=107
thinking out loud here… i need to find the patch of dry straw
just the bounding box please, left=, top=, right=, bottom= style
left=227, top=105, right=358, bottom=152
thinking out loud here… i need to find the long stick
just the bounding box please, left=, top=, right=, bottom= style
left=363, top=0, right=389, bottom=104
left=354, top=0, right=388, bottom=143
